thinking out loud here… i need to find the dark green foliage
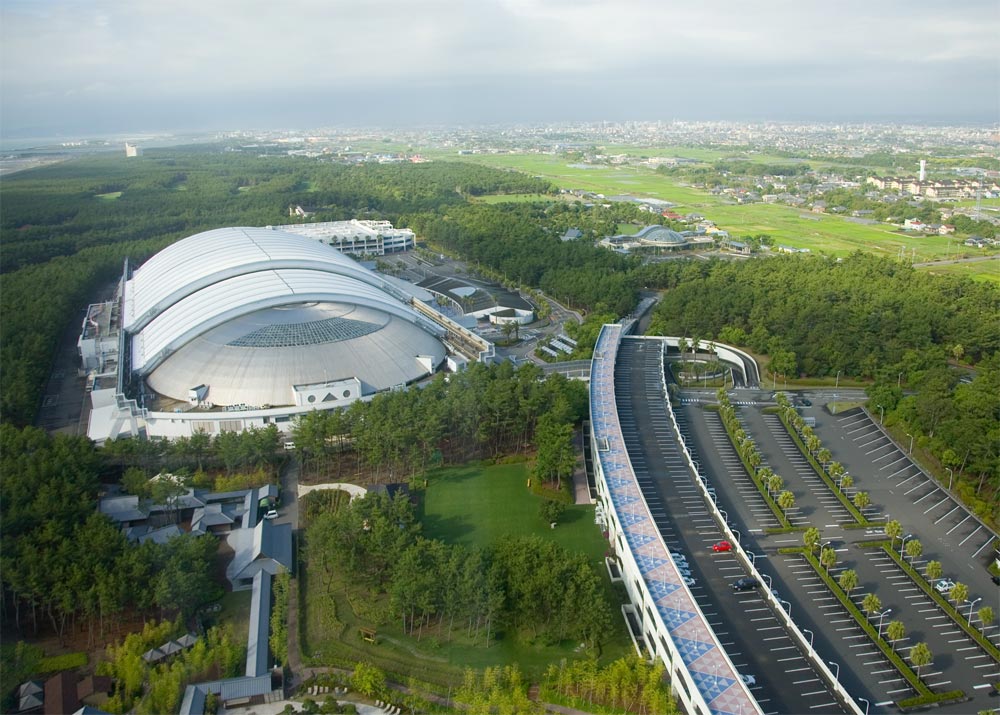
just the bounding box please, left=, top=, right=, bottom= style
left=647, top=253, right=999, bottom=374
left=292, top=362, right=585, bottom=477
left=409, top=203, right=639, bottom=315
left=305, top=494, right=613, bottom=650
left=539, top=499, right=567, bottom=525
left=0, top=426, right=220, bottom=640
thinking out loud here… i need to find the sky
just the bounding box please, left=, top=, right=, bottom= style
left=2, top=0, right=998, bottom=137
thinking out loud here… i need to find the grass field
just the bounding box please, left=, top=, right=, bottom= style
left=916, top=258, right=1000, bottom=284
left=421, top=462, right=608, bottom=563
left=300, top=461, right=630, bottom=685
left=424, top=151, right=983, bottom=260
left=472, top=192, right=556, bottom=204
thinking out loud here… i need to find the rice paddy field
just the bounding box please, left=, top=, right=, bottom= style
left=425, top=150, right=999, bottom=279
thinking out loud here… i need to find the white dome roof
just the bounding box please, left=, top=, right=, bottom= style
left=127, top=227, right=447, bottom=407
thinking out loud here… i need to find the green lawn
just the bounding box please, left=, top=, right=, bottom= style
left=421, top=462, right=608, bottom=563
left=300, top=461, right=631, bottom=685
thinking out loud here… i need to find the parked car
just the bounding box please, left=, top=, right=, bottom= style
left=682, top=576, right=696, bottom=587
left=263, top=509, right=279, bottom=520
left=713, top=540, right=732, bottom=552
left=934, top=578, right=956, bottom=594
left=741, top=674, right=757, bottom=687
left=732, top=577, right=759, bottom=591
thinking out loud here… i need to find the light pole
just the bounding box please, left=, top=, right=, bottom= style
left=859, top=697, right=870, bottom=715
left=968, top=597, right=982, bottom=624
left=900, top=533, right=913, bottom=558
left=878, top=404, right=884, bottom=424
left=878, top=608, right=892, bottom=638
left=747, top=551, right=756, bottom=566
left=945, top=467, right=954, bottom=491
left=802, top=628, right=814, bottom=648
left=780, top=598, right=792, bottom=616
left=828, top=660, right=840, bottom=680
left=906, top=432, right=914, bottom=454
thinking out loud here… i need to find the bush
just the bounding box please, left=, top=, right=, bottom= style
left=539, top=498, right=566, bottom=525
left=37, top=652, right=88, bottom=672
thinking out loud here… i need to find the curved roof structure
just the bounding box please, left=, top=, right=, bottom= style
left=127, top=227, right=448, bottom=408
left=633, top=225, right=686, bottom=243
left=124, top=227, right=385, bottom=332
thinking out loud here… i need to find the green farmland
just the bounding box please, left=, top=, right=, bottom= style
left=428, top=151, right=974, bottom=261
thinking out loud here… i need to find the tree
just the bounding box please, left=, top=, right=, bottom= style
left=924, top=560, right=942, bottom=583
left=862, top=593, right=882, bottom=618
left=768, top=473, right=784, bottom=495
left=853, top=491, right=871, bottom=511
left=533, top=412, right=576, bottom=490
left=817, top=448, right=832, bottom=466
left=803, top=527, right=821, bottom=554
left=777, top=490, right=795, bottom=512
left=978, top=605, right=994, bottom=627
left=820, top=547, right=837, bottom=572
left=905, top=539, right=923, bottom=562
left=840, top=474, right=853, bottom=491
left=886, top=620, right=905, bottom=645
left=838, top=569, right=858, bottom=596
left=948, top=582, right=969, bottom=606
left=909, top=642, right=932, bottom=678
left=351, top=662, right=387, bottom=698
left=885, top=519, right=903, bottom=544
left=539, top=499, right=566, bottom=525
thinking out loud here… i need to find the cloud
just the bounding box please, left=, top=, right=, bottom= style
left=1, top=0, right=997, bottom=133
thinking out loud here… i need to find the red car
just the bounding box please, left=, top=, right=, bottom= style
left=712, top=540, right=732, bottom=552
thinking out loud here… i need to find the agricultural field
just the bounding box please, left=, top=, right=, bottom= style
left=916, top=257, right=1000, bottom=284
left=429, top=151, right=997, bottom=263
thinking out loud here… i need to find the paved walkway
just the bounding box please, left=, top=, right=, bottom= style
left=298, top=482, right=368, bottom=500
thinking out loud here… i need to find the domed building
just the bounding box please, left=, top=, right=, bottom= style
left=87, top=227, right=454, bottom=441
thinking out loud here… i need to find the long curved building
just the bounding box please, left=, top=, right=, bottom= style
left=86, top=227, right=455, bottom=441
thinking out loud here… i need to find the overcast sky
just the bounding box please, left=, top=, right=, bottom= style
left=2, top=0, right=998, bottom=137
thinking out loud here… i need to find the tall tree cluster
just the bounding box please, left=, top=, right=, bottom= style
left=291, top=362, right=588, bottom=479
left=305, top=493, right=613, bottom=650
left=0, top=426, right=221, bottom=643
left=646, top=253, right=998, bottom=376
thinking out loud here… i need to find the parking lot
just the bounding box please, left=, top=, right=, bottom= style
left=826, top=408, right=996, bottom=564
left=616, top=339, right=846, bottom=714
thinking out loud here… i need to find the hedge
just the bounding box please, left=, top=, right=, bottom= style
left=776, top=409, right=868, bottom=525
left=878, top=542, right=1000, bottom=661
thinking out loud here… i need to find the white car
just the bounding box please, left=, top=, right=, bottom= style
left=263, top=509, right=279, bottom=520
left=934, top=578, right=955, bottom=594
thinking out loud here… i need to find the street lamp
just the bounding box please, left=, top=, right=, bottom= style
left=828, top=660, right=840, bottom=680
left=945, top=467, right=954, bottom=491
left=968, top=597, right=982, bottom=624
left=900, top=533, right=913, bottom=558
left=747, top=551, right=756, bottom=566
left=780, top=598, right=792, bottom=616
left=878, top=608, right=892, bottom=637
left=858, top=697, right=870, bottom=715
left=906, top=432, right=914, bottom=453
left=878, top=404, right=884, bottom=424
left=802, top=628, right=814, bottom=648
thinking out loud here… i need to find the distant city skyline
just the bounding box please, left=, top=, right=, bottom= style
left=2, top=0, right=998, bottom=138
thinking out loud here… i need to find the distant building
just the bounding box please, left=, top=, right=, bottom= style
left=124, top=142, right=142, bottom=158
left=275, top=219, right=415, bottom=255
